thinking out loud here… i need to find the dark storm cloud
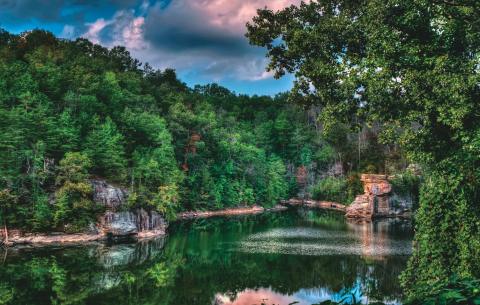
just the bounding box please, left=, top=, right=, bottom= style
left=0, top=0, right=140, bottom=23
left=0, top=0, right=65, bottom=21
left=143, top=4, right=250, bottom=56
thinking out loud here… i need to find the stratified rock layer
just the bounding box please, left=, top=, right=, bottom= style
left=346, top=174, right=392, bottom=219
left=92, top=180, right=167, bottom=238
left=91, top=179, right=128, bottom=210
left=99, top=209, right=167, bottom=237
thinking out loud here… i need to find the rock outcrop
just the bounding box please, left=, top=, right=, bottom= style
left=91, top=180, right=167, bottom=239
left=346, top=194, right=373, bottom=219
left=91, top=179, right=128, bottom=210
left=99, top=209, right=167, bottom=238
left=346, top=174, right=395, bottom=219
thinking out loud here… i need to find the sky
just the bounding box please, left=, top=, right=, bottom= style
left=0, top=0, right=301, bottom=95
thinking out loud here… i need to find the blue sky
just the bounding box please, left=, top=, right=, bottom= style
left=0, top=0, right=299, bottom=96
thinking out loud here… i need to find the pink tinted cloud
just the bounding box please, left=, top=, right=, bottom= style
left=190, top=0, right=302, bottom=34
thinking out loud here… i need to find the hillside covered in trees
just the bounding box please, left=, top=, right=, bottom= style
left=0, top=29, right=406, bottom=233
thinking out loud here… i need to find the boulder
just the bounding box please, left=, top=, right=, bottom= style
left=345, top=194, right=373, bottom=219
left=99, top=209, right=167, bottom=238
left=101, top=211, right=138, bottom=237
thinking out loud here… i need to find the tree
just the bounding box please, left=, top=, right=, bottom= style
left=264, top=156, right=288, bottom=207
left=84, top=117, right=127, bottom=181
left=54, top=152, right=99, bottom=232
left=0, top=189, right=17, bottom=244
left=247, top=0, right=480, bottom=296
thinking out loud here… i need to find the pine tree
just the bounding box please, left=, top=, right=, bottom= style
left=84, top=117, right=127, bottom=181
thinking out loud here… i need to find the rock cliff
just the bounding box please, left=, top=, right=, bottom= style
left=92, top=180, right=167, bottom=238
left=91, top=179, right=128, bottom=210
left=346, top=174, right=410, bottom=219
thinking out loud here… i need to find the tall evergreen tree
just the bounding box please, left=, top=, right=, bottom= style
left=84, top=117, right=127, bottom=181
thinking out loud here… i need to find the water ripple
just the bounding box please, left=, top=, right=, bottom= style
left=237, top=227, right=412, bottom=256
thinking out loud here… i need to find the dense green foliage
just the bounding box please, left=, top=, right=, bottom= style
left=405, top=276, right=480, bottom=305
left=0, top=29, right=403, bottom=234
left=247, top=0, right=480, bottom=297
left=53, top=152, right=101, bottom=232
left=0, top=28, right=403, bottom=234
left=310, top=175, right=361, bottom=204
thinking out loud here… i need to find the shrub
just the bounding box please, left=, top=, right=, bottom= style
left=390, top=171, right=421, bottom=210
left=405, top=276, right=480, bottom=305
left=311, top=177, right=357, bottom=204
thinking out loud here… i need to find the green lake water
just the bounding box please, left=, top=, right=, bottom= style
left=0, top=208, right=413, bottom=305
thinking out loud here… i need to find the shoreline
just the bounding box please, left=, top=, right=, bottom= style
left=283, top=199, right=347, bottom=212
left=1, top=200, right=351, bottom=248
left=176, top=204, right=288, bottom=220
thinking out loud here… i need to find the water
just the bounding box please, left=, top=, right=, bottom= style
left=0, top=208, right=413, bottom=305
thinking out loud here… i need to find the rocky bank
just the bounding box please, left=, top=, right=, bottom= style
left=4, top=179, right=168, bottom=246
left=346, top=174, right=412, bottom=219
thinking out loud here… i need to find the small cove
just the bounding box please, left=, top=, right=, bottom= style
left=0, top=208, right=413, bottom=305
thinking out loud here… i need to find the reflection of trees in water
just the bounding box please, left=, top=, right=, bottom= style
left=0, top=211, right=410, bottom=305
left=297, top=208, right=348, bottom=231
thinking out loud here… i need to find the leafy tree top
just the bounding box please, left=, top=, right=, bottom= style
left=246, top=0, right=480, bottom=165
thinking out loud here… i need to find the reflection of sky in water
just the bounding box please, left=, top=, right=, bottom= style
left=216, top=281, right=402, bottom=305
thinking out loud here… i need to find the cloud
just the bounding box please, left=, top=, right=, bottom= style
left=143, top=0, right=302, bottom=54
left=143, top=2, right=243, bottom=55
left=1, top=0, right=300, bottom=92
left=0, top=0, right=139, bottom=24
left=60, top=24, right=75, bottom=38
left=83, top=18, right=109, bottom=44
left=83, top=10, right=147, bottom=50
left=95, top=0, right=300, bottom=82
left=0, top=0, right=64, bottom=21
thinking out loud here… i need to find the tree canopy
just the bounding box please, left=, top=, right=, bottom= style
left=2, top=28, right=378, bottom=233
left=247, top=0, right=480, bottom=298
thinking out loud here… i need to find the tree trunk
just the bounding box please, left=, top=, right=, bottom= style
left=3, top=221, right=8, bottom=245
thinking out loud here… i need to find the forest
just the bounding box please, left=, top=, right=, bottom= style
left=0, top=28, right=403, bottom=233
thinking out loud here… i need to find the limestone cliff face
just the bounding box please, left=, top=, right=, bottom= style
left=346, top=174, right=411, bottom=219
left=98, top=210, right=167, bottom=237
left=91, top=179, right=167, bottom=237
left=91, top=179, right=128, bottom=211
